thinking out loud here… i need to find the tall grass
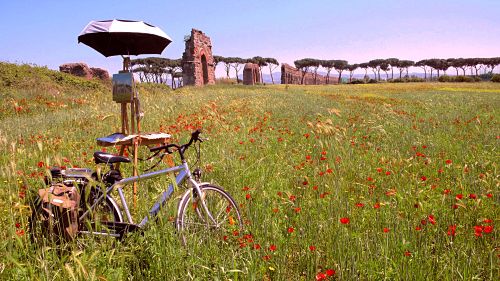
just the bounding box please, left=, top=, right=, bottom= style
left=0, top=63, right=498, bottom=280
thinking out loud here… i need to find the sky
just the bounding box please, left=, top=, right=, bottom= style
left=1, top=0, right=499, bottom=76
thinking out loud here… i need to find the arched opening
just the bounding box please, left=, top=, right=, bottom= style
left=201, top=54, right=209, bottom=85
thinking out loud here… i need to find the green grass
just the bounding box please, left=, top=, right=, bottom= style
left=0, top=63, right=498, bottom=280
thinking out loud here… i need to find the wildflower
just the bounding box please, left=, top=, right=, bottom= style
left=242, top=186, right=250, bottom=191
left=383, top=227, right=390, bottom=233
left=428, top=215, right=436, bottom=225
left=474, top=226, right=483, bottom=237
left=415, top=226, right=422, bottom=231
left=294, top=207, right=301, bottom=213
left=420, top=176, right=427, bottom=181
left=272, top=208, right=279, bottom=213
left=309, top=245, right=316, bottom=251
left=306, top=155, right=312, bottom=160
left=447, top=225, right=457, bottom=236
left=404, top=250, right=412, bottom=257
left=483, top=225, right=493, bottom=234
left=289, top=195, right=296, bottom=201
left=253, top=244, right=261, bottom=250
left=486, top=193, right=493, bottom=198
left=15, top=223, right=21, bottom=228
left=37, top=161, right=44, bottom=168
left=326, top=168, right=333, bottom=174
left=469, top=193, right=477, bottom=199
left=367, top=176, right=373, bottom=181
left=325, top=269, right=335, bottom=276
left=263, top=255, right=270, bottom=261
left=269, top=244, right=277, bottom=251
left=312, top=185, right=318, bottom=191
left=340, top=217, right=350, bottom=224
left=302, top=180, right=308, bottom=186
left=452, top=204, right=459, bottom=209
left=315, top=272, right=326, bottom=280
left=233, top=230, right=239, bottom=236
left=385, top=171, right=391, bottom=176
left=445, top=159, right=452, bottom=165
left=443, top=189, right=451, bottom=195
left=245, top=194, right=251, bottom=200
left=373, top=202, right=381, bottom=209
left=455, top=194, right=463, bottom=200
left=287, top=227, right=294, bottom=233
left=304, top=133, right=310, bottom=139
left=355, top=202, right=364, bottom=208
left=16, top=229, right=25, bottom=236
left=376, top=167, right=383, bottom=173
left=484, top=219, right=492, bottom=223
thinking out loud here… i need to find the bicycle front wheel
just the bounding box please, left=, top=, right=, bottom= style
left=176, top=184, right=242, bottom=246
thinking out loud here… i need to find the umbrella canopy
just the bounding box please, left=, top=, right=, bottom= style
left=78, top=19, right=172, bottom=57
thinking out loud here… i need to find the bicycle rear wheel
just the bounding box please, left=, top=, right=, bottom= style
left=78, top=187, right=124, bottom=238
left=176, top=184, right=242, bottom=247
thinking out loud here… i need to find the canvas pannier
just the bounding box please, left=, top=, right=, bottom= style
left=38, top=183, right=81, bottom=241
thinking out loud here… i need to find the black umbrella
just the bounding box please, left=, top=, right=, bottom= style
left=78, top=19, right=172, bottom=57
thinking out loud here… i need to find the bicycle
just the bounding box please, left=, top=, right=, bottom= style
left=30, top=129, right=243, bottom=246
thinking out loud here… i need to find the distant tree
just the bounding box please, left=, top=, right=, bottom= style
left=321, top=60, right=335, bottom=84
left=346, top=64, right=359, bottom=83
left=222, top=57, right=234, bottom=79
left=398, top=60, right=414, bottom=78
left=213, top=55, right=224, bottom=72
left=308, top=59, right=321, bottom=84
left=229, top=57, right=245, bottom=83
left=427, top=59, right=448, bottom=77
left=333, top=60, right=349, bottom=84
left=358, top=62, right=369, bottom=80
left=447, top=58, right=462, bottom=76
left=485, top=57, right=500, bottom=74
left=368, top=59, right=385, bottom=81
left=264, top=57, right=279, bottom=84
left=464, top=58, right=477, bottom=76
left=385, top=58, right=400, bottom=80
left=416, top=60, right=429, bottom=80
left=379, top=60, right=390, bottom=80
left=294, top=58, right=314, bottom=84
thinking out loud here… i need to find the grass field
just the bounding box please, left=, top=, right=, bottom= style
left=0, top=63, right=498, bottom=280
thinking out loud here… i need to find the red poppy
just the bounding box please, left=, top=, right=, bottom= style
left=383, top=227, right=390, bottom=233
left=355, top=203, right=364, bottom=208
left=486, top=193, right=493, bottom=198
left=306, top=155, right=312, bottom=160
left=484, top=219, right=492, bottom=223
left=385, top=171, right=391, bottom=176
left=304, top=133, right=310, bottom=139
left=447, top=225, right=457, bottom=236
left=272, top=208, right=279, bottom=213
left=326, top=168, right=333, bottom=174
left=367, top=176, right=373, bottom=181
left=294, top=207, right=302, bottom=213
left=312, top=185, right=318, bottom=191
left=309, top=245, right=316, bottom=251
left=15, top=223, right=21, bottom=228
left=445, top=159, right=452, bottom=165
left=269, top=244, right=277, bottom=251
left=16, top=229, right=25, bottom=236
left=404, top=250, right=412, bottom=257
left=469, top=193, right=477, bottom=199
left=287, top=227, right=294, bottom=233
left=233, top=230, right=239, bottom=236
left=443, top=189, right=451, bottom=195
left=474, top=226, right=483, bottom=237
left=37, top=161, right=44, bottom=168
left=315, top=272, right=326, bottom=281
left=428, top=215, right=436, bottom=225
left=263, top=255, right=270, bottom=260
left=253, top=244, right=261, bottom=250
left=325, top=269, right=335, bottom=276
left=376, top=167, right=383, bottom=173
left=484, top=225, right=493, bottom=234
left=340, top=217, right=350, bottom=224
left=374, top=202, right=381, bottom=209
left=420, top=176, right=427, bottom=181
left=242, top=186, right=250, bottom=191
left=452, top=204, right=459, bottom=209
left=415, top=226, right=422, bottom=231
left=455, top=194, right=463, bottom=200
left=289, top=195, right=296, bottom=201
left=302, top=180, right=308, bottom=185
left=320, top=156, right=327, bottom=161
left=245, top=194, right=251, bottom=200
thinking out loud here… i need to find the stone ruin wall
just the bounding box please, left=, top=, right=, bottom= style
left=59, top=62, right=109, bottom=80
left=243, top=63, right=261, bottom=85
left=281, top=63, right=338, bottom=85
left=182, top=29, right=216, bottom=86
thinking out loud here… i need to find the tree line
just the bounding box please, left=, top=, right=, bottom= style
left=131, top=56, right=279, bottom=88
left=293, top=57, right=500, bottom=84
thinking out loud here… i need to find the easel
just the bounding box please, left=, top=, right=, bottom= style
left=97, top=57, right=170, bottom=209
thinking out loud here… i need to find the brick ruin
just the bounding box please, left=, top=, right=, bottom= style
left=243, top=63, right=261, bottom=85
left=281, top=63, right=338, bottom=85
left=182, top=29, right=216, bottom=86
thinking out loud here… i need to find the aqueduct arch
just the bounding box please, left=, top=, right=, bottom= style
left=182, top=29, right=215, bottom=86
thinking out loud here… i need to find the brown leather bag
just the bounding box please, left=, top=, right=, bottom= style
left=38, top=183, right=81, bottom=241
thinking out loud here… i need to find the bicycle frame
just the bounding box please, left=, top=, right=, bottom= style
left=78, top=159, right=214, bottom=230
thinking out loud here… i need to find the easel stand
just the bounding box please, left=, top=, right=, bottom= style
left=97, top=57, right=170, bottom=210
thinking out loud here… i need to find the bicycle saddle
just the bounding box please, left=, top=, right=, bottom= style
left=93, top=151, right=131, bottom=164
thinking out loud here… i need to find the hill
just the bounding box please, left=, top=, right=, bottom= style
left=0, top=62, right=499, bottom=280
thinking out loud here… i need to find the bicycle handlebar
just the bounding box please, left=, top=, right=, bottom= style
left=149, top=129, right=203, bottom=159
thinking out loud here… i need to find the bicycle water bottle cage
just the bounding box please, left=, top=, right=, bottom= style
left=93, top=151, right=131, bottom=164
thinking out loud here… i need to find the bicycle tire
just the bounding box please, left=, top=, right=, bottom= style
left=176, top=184, right=243, bottom=246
